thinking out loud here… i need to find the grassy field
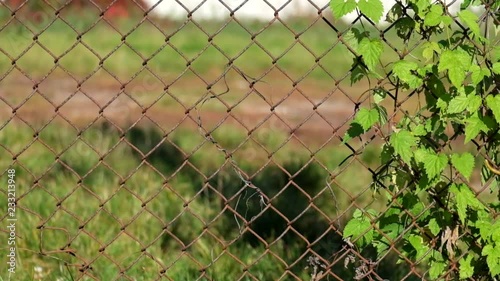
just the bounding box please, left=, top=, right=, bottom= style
left=0, top=10, right=356, bottom=81
left=0, top=6, right=419, bottom=83
left=0, top=121, right=418, bottom=280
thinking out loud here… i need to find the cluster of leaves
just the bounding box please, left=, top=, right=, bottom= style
left=331, top=0, right=500, bottom=279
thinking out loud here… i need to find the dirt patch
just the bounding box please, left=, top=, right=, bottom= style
left=0, top=71, right=371, bottom=145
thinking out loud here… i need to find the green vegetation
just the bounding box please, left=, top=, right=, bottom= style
left=336, top=0, right=500, bottom=279
left=0, top=9, right=357, bottom=81
left=0, top=120, right=419, bottom=280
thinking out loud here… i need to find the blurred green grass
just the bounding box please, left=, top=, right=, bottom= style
left=0, top=10, right=358, bottom=81
left=0, top=120, right=416, bottom=280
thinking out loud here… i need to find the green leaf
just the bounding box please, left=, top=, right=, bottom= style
left=381, top=144, right=394, bottom=164
left=464, top=113, right=488, bottom=143
left=470, top=65, right=490, bottom=84
left=422, top=41, right=441, bottom=62
left=482, top=244, right=500, bottom=277
left=422, top=151, right=448, bottom=179
left=486, top=95, right=500, bottom=124
left=350, top=58, right=368, bottom=84
left=493, top=62, right=500, bottom=74
left=330, top=0, right=357, bottom=20
left=413, top=124, right=427, bottom=136
left=343, top=209, right=373, bottom=247
left=343, top=122, right=364, bottom=143
left=467, top=94, right=482, bottom=113
left=450, top=183, right=486, bottom=224
left=394, top=17, right=415, bottom=41
left=358, top=0, right=384, bottom=23
left=447, top=95, right=470, bottom=114
left=343, top=29, right=360, bottom=52
left=429, top=258, right=446, bottom=280
left=424, top=5, right=444, bottom=27
left=461, top=0, right=473, bottom=9
left=354, top=108, right=379, bottom=131
left=413, top=0, right=431, bottom=16
left=407, top=234, right=429, bottom=260
left=358, top=38, right=384, bottom=71
left=438, top=49, right=472, bottom=88
left=373, top=88, right=386, bottom=104
left=390, top=130, right=417, bottom=164
left=459, top=254, right=474, bottom=279
left=427, top=218, right=441, bottom=236
left=458, top=10, right=481, bottom=37
left=451, top=153, right=475, bottom=180
left=374, top=104, right=388, bottom=125
left=447, top=91, right=481, bottom=114
left=392, top=60, right=423, bottom=88
left=385, top=2, right=403, bottom=23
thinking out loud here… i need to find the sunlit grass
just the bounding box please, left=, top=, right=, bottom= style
left=0, top=121, right=397, bottom=280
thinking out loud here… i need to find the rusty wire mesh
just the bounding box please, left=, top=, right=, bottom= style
left=0, top=0, right=499, bottom=280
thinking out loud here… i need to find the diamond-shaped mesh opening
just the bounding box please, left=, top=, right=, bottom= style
left=102, top=44, right=144, bottom=80
left=58, top=42, right=100, bottom=76
left=17, top=139, right=54, bottom=176
left=37, top=18, right=77, bottom=55
left=15, top=42, right=55, bottom=74
left=0, top=20, right=33, bottom=58
left=80, top=19, right=122, bottom=56
left=125, top=20, right=166, bottom=58
left=0, top=69, right=34, bottom=105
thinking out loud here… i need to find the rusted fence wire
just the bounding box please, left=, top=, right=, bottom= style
left=0, top=0, right=499, bottom=280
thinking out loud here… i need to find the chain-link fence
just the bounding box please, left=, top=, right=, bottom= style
left=0, top=0, right=499, bottom=280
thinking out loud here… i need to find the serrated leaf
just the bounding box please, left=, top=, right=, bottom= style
left=413, top=124, right=427, bottom=136
left=482, top=244, right=500, bottom=277
left=429, top=259, right=446, bottom=280
left=459, top=254, right=474, bottom=279
left=424, top=5, right=444, bottom=27
left=422, top=151, right=448, bottom=179
left=493, top=62, right=500, bottom=74
left=451, top=153, right=475, bottom=180
left=350, top=58, right=367, bottom=84
left=446, top=92, right=481, bottom=114
left=408, top=234, right=429, bottom=260
left=470, top=65, right=490, bottom=84
left=448, top=95, right=470, bottom=114
left=450, top=183, right=486, bottom=224
left=427, top=218, right=441, bottom=236
left=458, top=10, right=481, bottom=37
left=467, top=94, right=482, bottom=112
left=486, top=95, right=500, bottom=124
left=392, top=60, right=423, bottom=88
left=343, top=122, right=364, bottom=143
left=330, top=0, right=357, bottom=20
left=386, top=2, right=403, bottom=23
left=343, top=29, right=360, bottom=51
left=358, top=38, right=383, bottom=71
left=414, top=0, right=431, bottom=16
left=354, top=108, right=379, bottom=130
left=343, top=209, right=373, bottom=247
left=464, top=114, right=488, bottom=143
left=390, top=130, right=417, bottom=164
left=358, top=0, right=384, bottom=23
left=438, top=49, right=472, bottom=88
left=422, top=41, right=441, bottom=62
left=395, top=17, right=415, bottom=41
